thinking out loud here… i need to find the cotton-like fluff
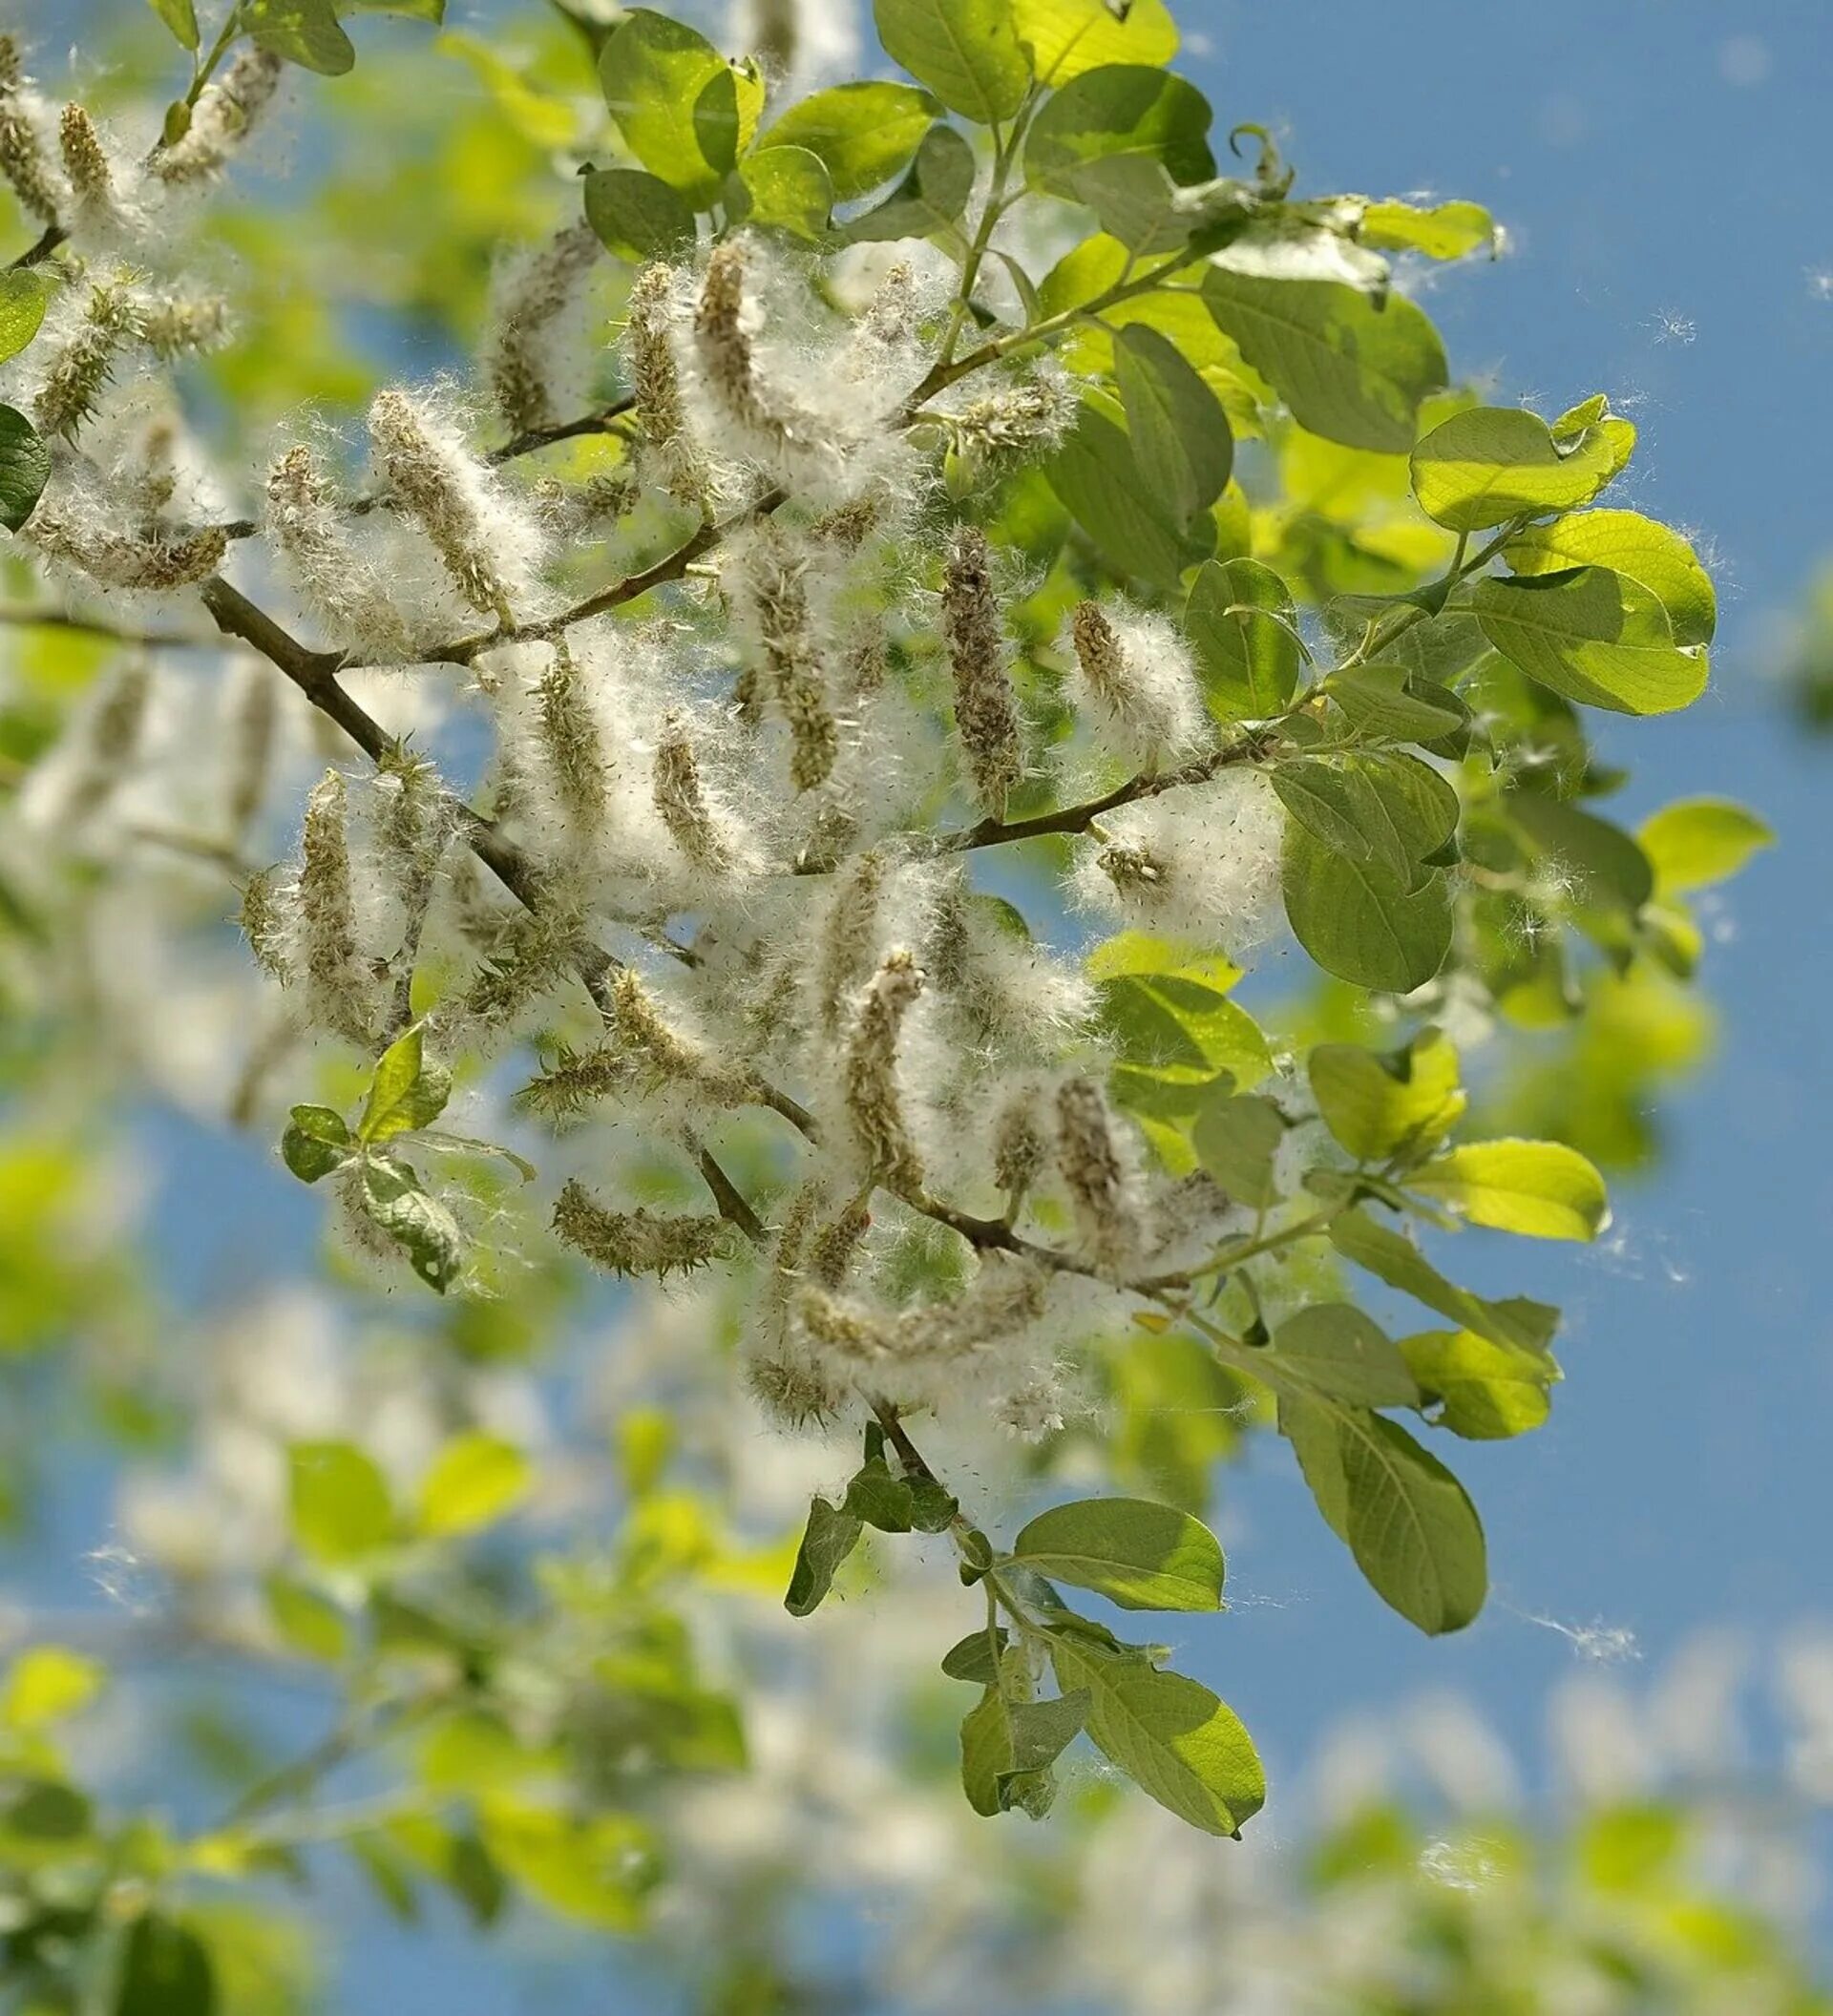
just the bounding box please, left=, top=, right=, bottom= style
left=1064, top=600, right=1207, bottom=771
left=57, top=102, right=139, bottom=249
left=924, top=875, right=1096, bottom=1065
left=940, top=526, right=1022, bottom=822
left=263, top=442, right=416, bottom=662
left=1071, top=768, right=1286, bottom=956
left=723, top=515, right=840, bottom=793
left=0, top=37, right=59, bottom=224
left=482, top=218, right=602, bottom=437
left=648, top=704, right=764, bottom=897
left=367, top=385, right=547, bottom=625
left=150, top=46, right=283, bottom=187
left=683, top=238, right=915, bottom=506
left=1054, top=1074, right=1146, bottom=1278
left=26, top=274, right=145, bottom=444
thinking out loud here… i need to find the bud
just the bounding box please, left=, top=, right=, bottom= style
left=843, top=947, right=925, bottom=1192
left=941, top=526, right=1022, bottom=821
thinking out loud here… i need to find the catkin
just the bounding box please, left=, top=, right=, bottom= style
left=1056, top=1076, right=1141, bottom=1275
left=0, top=38, right=57, bottom=222
left=297, top=770, right=375, bottom=1045
left=843, top=948, right=925, bottom=1192
left=153, top=46, right=282, bottom=183
left=941, top=527, right=1022, bottom=821
left=485, top=219, right=601, bottom=436
left=552, top=1182, right=729, bottom=1279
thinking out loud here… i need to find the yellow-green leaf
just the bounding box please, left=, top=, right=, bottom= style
left=1636, top=797, right=1772, bottom=894
left=1408, top=1138, right=1609, bottom=1241
left=418, top=1433, right=532, bottom=1537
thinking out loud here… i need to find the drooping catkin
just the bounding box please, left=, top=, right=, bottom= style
left=843, top=948, right=925, bottom=1192
left=798, top=1257, right=1047, bottom=1371
left=32, top=281, right=142, bottom=442
left=532, top=641, right=607, bottom=850
left=625, top=262, right=703, bottom=503
left=652, top=710, right=732, bottom=873
left=484, top=218, right=601, bottom=435
left=153, top=46, right=282, bottom=183
left=0, top=38, right=58, bottom=223
left=609, top=966, right=755, bottom=1106
left=941, top=526, right=1022, bottom=821
left=946, top=368, right=1077, bottom=473
left=733, top=521, right=836, bottom=789
left=135, top=291, right=230, bottom=361
left=263, top=444, right=411, bottom=661
left=239, top=864, right=291, bottom=983
left=59, top=659, right=150, bottom=824
left=373, top=747, right=451, bottom=983
left=692, top=240, right=832, bottom=473
left=991, top=1086, right=1049, bottom=1206
left=369, top=387, right=524, bottom=623
left=806, top=1194, right=872, bottom=1290
left=1055, top=1076, right=1141, bottom=1275
left=28, top=503, right=228, bottom=592
left=516, top=1042, right=642, bottom=1122
left=815, top=848, right=887, bottom=1039
left=297, top=770, right=375, bottom=1045
left=221, top=660, right=278, bottom=837
left=552, top=1181, right=729, bottom=1279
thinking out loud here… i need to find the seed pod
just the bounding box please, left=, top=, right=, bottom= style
left=57, top=103, right=115, bottom=226
left=941, top=527, right=1022, bottom=821
left=32, top=282, right=142, bottom=442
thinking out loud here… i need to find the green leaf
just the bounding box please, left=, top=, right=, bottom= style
left=1281, top=823, right=1452, bottom=994
left=1265, top=1305, right=1420, bottom=1409
left=1636, top=797, right=1772, bottom=894
left=754, top=81, right=939, bottom=200
left=1184, top=556, right=1300, bottom=719
left=246, top=0, right=356, bottom=74
left=289, top=1440, right=393, bottom=1564
left=1055, top=155, right=1190, bottom=256
left=1501, top=509, right=1716, bottom=648
left=1113, top=324, right=1233, bottom=532
left=357, top=1026, right=452, bottom=1145
left=1025, top=64, right=1213, bottom=190
left=264, top=1574, right=353, bottom=1661
left=358, top=1157, right=465, bottom=1293
left=960, top=1656, right=1088, bottom=1817
left=941, top=1628, right=1008, bottom=1683
left=872, top=0, right=1030, bottom=123
left=582, top=167, right=696, bottom=262
left=0, top=272, right=49, bottom=367
left=1011, top=0, right=1177, bottom=83
left=1329, top=1208, right=1559, bottom=1357
left=3, top=1646, right=104, bottom=1729
left=1047, top=1636, right=1263, bottom=1836
left=1401, top=1328, right=1556, bottom=1439
left=784, top=1494, right=863, bottom=1616
left=843, top=121, right=976, bottom=244
left=115, top=1914, right=218, bottom=2016
left=145, top=0, right=200, bottom=46
left=1359, top=198, right=1496, bottom=261
left=281, top=1104, right=352, bottom=1185
left=342, top=0, right=446, bottom=14
left=600, top=10, right=740, bottom=203
left=418, top=1433, right=531, bottom=1537
left=1271, top=750, right=1458, bottom=886
left=1203, top=271, right=1447, bottom=452
left=1010, top=1496, right=1224, bottom=1610
left=1044, top=395, right=1211, bottom=588
left=1471, top=567, right=1708, bottom=716
left=1278, top=1395, right=1485, bottom=1633
left=1308, top=1030, right=1464, bottom=1164
left=1407, top=1138, right=1609, bottom=1242
left=843, top=1456, right=916, bottom=1532
left=726, top=144, right=832, bottom=241
left=1190, top=1089, right=1285, bottom=1208
left=1409, top=404, right=1634, bottom=533
left=0, top=405, right=50, bottom=534
left=1326, top=662, right=1464, bottom=745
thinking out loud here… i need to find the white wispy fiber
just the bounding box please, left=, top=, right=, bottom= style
left=1064, top=599, right=1207, bottom=770
left=1071, top=768, right=1286, bottom=955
